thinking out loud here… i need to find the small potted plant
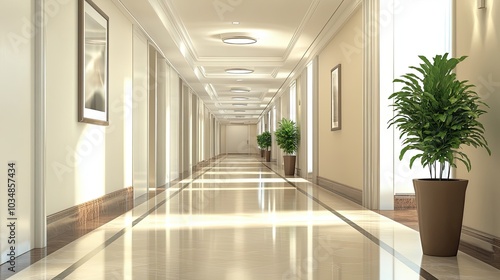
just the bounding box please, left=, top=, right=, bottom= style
left=387, top=53, right=490, bottom=256
left=275, top=118, right=300, bottom=175
left=256, top=134, right=265, bottom=157
left=261, top=131, right=272, bottom=162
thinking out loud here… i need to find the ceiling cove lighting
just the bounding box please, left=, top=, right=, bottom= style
left=230, top=87, right=250, bottom=93
left=232, top=103, right=247, bottom=107
left=222, top=35, right=257, bottom=45
left=225, top=68, right=254, bottom=74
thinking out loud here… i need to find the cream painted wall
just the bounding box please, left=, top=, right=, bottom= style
left=248, top=125, right=258, bottom=155
left=157, top=56, right=169, bottom=187
left=132, top=28, right=148, bottom=200
left=226, top=125, right=249, bottom=153
left=169, top=72, right=180, bottom=181
left=317, top=7, right=363, bottom=190
left=455, top=0, right=500, bottom=237
left=220, top=125, right=227, bottom=154
left=45, top=0, right=132, bottom=215
left=0, top=0, right=35, bottom=264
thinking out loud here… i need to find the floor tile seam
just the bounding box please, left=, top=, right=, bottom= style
left=49, top=158, right=225, bottom=280
left=260, top=161, right=438, bottom=280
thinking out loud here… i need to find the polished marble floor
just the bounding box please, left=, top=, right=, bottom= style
left=5, top=155, right=500, bottom=279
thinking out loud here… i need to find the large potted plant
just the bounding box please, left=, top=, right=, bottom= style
left=261, top=131, right=272, bottom=162
left=256, top=134, right=265, bottom=157
left=275, top=118, right=300, bottom=176
left=388, top=53, right=490, bottom=256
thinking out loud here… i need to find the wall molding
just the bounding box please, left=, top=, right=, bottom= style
left=460, top=226, right=500, bottom=269
left=394, top=194, right=416, bottom=210
left=317, top=176, right=362, bottom=205
left=47, top=187, right=134, bottom=240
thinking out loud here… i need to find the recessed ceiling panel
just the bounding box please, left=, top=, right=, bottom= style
left=166, top=0, right=317, bottom=59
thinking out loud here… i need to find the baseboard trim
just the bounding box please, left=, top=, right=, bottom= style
left=394, top=193, right=416, bottom=210
left=47, top=187, right=134, bottom=240
left=460, top=226, right=500, bottom=269
left=317, top=176, right=362, bottom=205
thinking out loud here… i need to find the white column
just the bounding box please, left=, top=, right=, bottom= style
left=362, top=0, right=380, bottom=210
left=35, top=0, right=47, bottom=248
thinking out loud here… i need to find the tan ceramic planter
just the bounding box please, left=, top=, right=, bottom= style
left=265, top=150, right=271, bottom=162
left=283, top=155, right=296, bottom=176
left=413, top=178, right=468, bottom=256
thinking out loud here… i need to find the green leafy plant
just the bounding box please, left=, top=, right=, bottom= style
left=256, top=134, right=264, bottom=150
left=261, top=131, right=272, bottom=151
left=275, top=118, right=300, bottom=155
left=388, top=53, right=490, bottom=180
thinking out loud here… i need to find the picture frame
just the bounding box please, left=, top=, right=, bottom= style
left=78, top=0, right=109, bottom=125
left=331, top=64, right=341, bottom=131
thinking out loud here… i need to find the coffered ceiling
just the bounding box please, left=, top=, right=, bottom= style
left=116, top=0, right=360, bottom=124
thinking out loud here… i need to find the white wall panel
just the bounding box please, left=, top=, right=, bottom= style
left=157, top=56, right=169, bottom=186
left=226, top=125, right=250, bottom=154
left=0, top=0, right=34, bottom=264
left=169, top=73, right=180, bottom=181
left=44, top=0, right=131, bottom=214
left=132, top=29, right=148, bottom=199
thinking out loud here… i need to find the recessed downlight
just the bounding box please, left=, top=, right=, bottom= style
left=225, top=68, right=254, bottom=74
left=222, top=36, right=257, bottom=45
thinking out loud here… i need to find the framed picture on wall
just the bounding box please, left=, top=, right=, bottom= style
left=78, top=0, right=109, bottom=125
left=331, top=64, right=341, bottom=131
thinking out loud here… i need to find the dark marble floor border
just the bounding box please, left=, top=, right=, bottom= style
left=0, top=155, right=226, bottom=280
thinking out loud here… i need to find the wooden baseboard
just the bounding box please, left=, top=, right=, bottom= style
left=460, top=226, right=500, bottom=269
left=394, top=194, right=416, bottom=209
left=47, top=187, right=134, bottom=240
left=317, top=176, right=362, bottom=205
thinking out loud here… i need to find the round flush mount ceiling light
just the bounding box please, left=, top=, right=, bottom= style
left=225, top=68, right=254, bottom=74
left=232, top=97, right=249, bottom=101
left=222, top=35, right=257, bottom=45
left=230, top=87, right=250, bottom=93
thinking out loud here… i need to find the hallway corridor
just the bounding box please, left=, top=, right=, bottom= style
left=8, top=155, right=500, bottom=279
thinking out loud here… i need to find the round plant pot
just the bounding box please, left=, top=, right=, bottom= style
left=413, top=178, right=468, bottom=256
left=283, top=155, right=296, bottom=176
